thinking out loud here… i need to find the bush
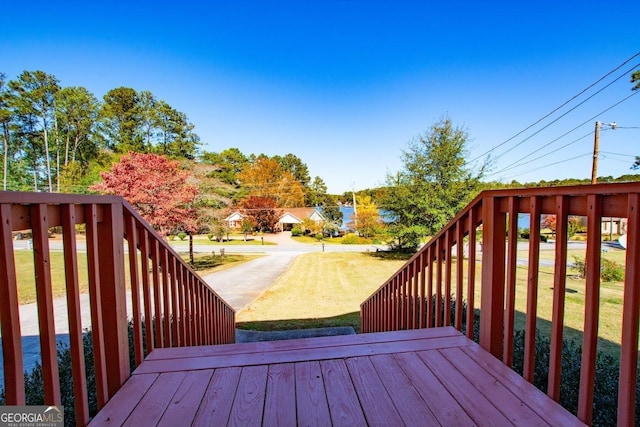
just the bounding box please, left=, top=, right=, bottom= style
left=571, top=256, right=624, bottom=282
left=341, top=233, right=370, bottom=244
left=177, top=232, right=188, bottom=241
left=291, top=227, right=302, bottom=237
left=601, top=258, right=624, bottom=282
left=315, top=233, right=323, bottom=240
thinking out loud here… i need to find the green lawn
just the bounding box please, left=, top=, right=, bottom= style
left=236, top=252, right=406, bottom=332
left=13, top=249, right=255, bottom=305
left=169, top=234, right=276, bottom=246
left=237, top=249, right=629, bottom=358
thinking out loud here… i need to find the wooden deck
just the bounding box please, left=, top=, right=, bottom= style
left=89, top=327, right=584, bottom=426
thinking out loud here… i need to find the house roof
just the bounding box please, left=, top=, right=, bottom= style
left=224, top=211, right=245, bottom=222
left=278, top=207, right=325, bottom=224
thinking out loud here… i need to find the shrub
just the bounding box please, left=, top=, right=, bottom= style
left=291, top=227, right=302, bottom=236
left=315, top=233, right=323, bottom=240
left=601, top=258, right=624, bottom=282
left=571, top=256, right=624, bottom=282
left=177, top=231, right=188, bottom=241
left=341, top=233, right=370, bottom=244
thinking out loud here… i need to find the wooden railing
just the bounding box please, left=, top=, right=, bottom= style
left=361, top=182, right=640, bottom=426
left=0, top=192, right=235, bottom=426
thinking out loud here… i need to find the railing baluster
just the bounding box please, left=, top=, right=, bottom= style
left=96, top=202, right=130, bottom=398
left=125, top=213, right=144, bottom=365
left=465, top=205, right=477, bottom=339
left=0, top=203, right=25, bottom=404
left=504, top=197, right=519, bottom=366
left=31, top=203, right=61, bottom=405
left=480, top=195, right=506, bottom=358
left=139, top=227, right=154, bottom=355
left=426, top=245, right=433, bottom=328
left=455, top=218, right=464, bottom=331
left=85, top=203, right=108, bottom=408
left=419, top=250, right=426, bottom=328
left=61, top=204, right=89, bottom=425
left=618, top=193, right=640, bottom=425
left=548, top=195, right=569, bottom=401
left=151, top=239, right=163, bottom=347
left=161, top=247, right=171, bottom=346
left=435, top=238, right=443, bottom=327
left=524, top=196, right=541, bottom=382
left=170, top=255, right=180, bottom=347
left=444, top=229, right=453, bottom=326
left=578, top=194, right=602, bottom=424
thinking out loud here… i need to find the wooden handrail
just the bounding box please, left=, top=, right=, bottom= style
left=361, top=182, right=640, bottom=426
left=0, top=192, right=235, bottom=426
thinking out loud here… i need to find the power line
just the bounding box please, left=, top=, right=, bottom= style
left=498, top=153, right=593, bottom=180
left=468, top=52, right=640, bottom=163
left=488, top=131, right=593, bottom=175
left=487, top=90, right=640, bottom=178
left=487, top=63, right=639, bottom=163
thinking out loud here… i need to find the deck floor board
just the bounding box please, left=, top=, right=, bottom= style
left=90, top=327, right=585, bottom=426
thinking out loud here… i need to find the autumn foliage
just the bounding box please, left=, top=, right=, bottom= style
left=239, top=195, right=282, bottom=232
left=90, top=152, right=198, bottom=235
left=238, top=157, right=305, bottom=207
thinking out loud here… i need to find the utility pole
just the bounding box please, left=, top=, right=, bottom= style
left=591, top=121, right=617, bottom=184
left=591, top=121, right=600, bottom=184
left=352, top=182, right=358, bottom=232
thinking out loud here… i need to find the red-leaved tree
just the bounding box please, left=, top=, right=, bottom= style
left=239, top=195, right=281, bottom=232
left=90, top=152, right=198, bottom=237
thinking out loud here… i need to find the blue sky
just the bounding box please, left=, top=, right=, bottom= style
left=2, top=1, right=638, bottom=194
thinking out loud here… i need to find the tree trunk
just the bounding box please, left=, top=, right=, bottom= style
left=189, top=234, right=194, bottom=265
left=2, top=123, right=8, bottom=191
left=42, top=122, right=52, bottom=192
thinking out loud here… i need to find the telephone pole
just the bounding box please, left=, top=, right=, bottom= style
left=591, top=121, right=617, bottom=184
left=591, top=121, right=600, bottom=184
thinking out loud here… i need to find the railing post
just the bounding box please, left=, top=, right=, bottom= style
left=480, top=195, right=506, bottom=359
left=97, top=202, right=130, bottom=398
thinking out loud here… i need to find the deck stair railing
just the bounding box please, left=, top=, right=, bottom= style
left=361, top=182, right=640, bottom=426
left=0, top=192, right=235, bottom=426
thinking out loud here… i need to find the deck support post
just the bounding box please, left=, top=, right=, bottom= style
left=98, top=202, right=130, bottom=398
left=480, top=195, right=506, bottom=359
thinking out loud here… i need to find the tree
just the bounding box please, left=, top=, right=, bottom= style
left=90, top=152, right=198, bottom=237
left=201, top=147, right=249, bottom=185
left=273, top=153, right=310, bottom=188
left=239, top=195, right=281, bottom=232
left=153, top=100, right=200, bottom=159
left=352, top=195, right=383, bottom=238
left=0, top=73, right=11, bottom=190
left=542, top=214, right=583, bottom=239
left=100, top=87, right=142, bottom=152
left=8, top=70, right=60, bottom=192
left=55, top=86, right=102, bottom=191
left=238, top=157, right=305, bottom=207
left=379, top=118, right=485, bottom=251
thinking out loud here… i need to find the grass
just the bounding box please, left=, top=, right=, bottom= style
left=236, top=252, right=407, bottom=332
left=169, top=234, right=276, bottom=246
left=237, top=247, right=628, bottom=359
left=13, top=248, right=256, bottom=305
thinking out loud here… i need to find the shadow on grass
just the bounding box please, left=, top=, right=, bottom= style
left=236, top=312, right=362, bottom=333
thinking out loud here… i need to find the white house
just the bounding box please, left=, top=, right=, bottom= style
left=277, top=207, right=325, bottom=232
left=224, top=211, right=246, bottom=229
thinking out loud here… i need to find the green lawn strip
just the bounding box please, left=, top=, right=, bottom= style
left=14, top=250, right=256, bottom=305
left=236, top=252, right=406, bottom=332
left=169, top=236, right=276, bottom=246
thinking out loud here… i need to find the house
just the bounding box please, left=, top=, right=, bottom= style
left=223, top=211, right=246, bottom=229
left=277, top=207, right=325, bottom=232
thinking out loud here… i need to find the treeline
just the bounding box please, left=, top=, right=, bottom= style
left=0, top=70, right=200, bottom=193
